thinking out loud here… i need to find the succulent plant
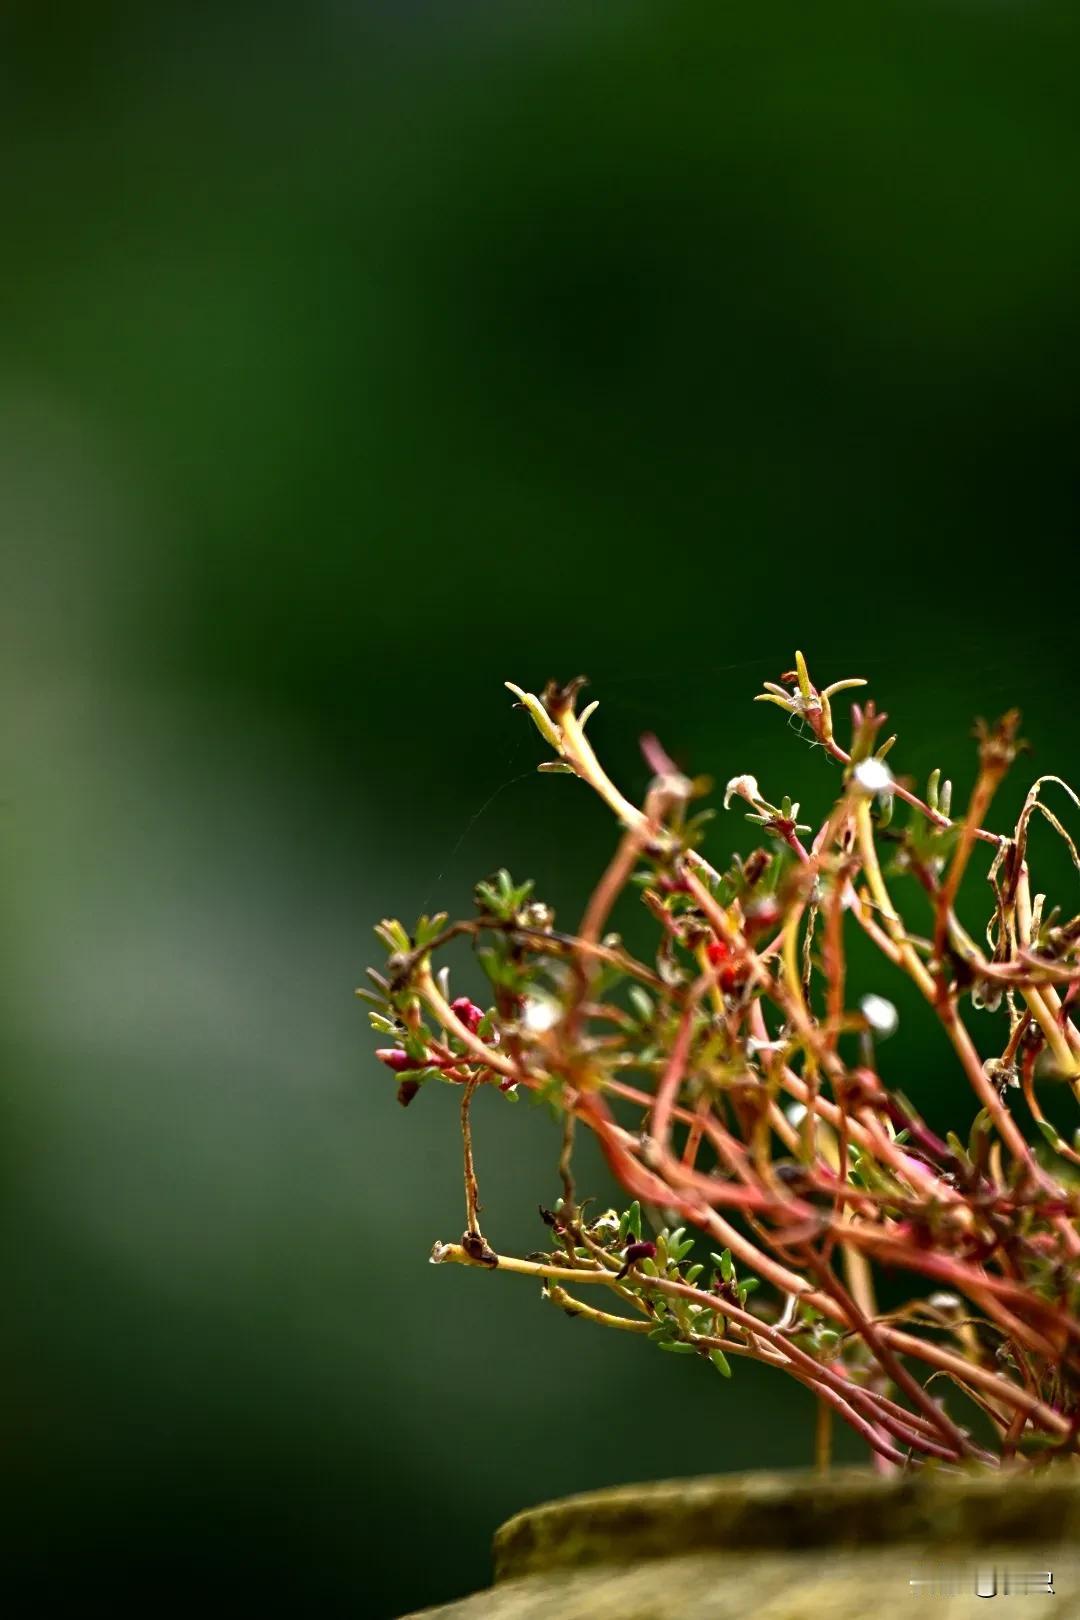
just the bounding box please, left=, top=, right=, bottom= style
left=362, top=656, right=1080, bottom=1470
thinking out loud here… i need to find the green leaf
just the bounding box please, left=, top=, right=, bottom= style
left=626, top=1200, right=642, bottom=1242
left=710, top=1349, right=733, bottom=1377
left=355, top=988, right=388, bottom=1008
left=412, top=911, right=449, bottom=950
left=968, top=1107, right=995, bottom=1169
left=1037, top=1118, right=1062, bottom=1150
left=388, top=1064, right=441, bottom=1086
left=657, top=1340, right=696, bottom=1354
left=474, top=870, right=536, bottom=923
left=504, top=683, right=563, bottom=751
left=374, top=917, right=411, bottom=954
left=945, top=1131, right=971, bottom=1170
left=1016, top=1430, right=1062, bottom=1456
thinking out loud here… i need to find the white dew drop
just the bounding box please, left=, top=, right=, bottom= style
left=861, top=993, right=899, bottom=1039
left=523, top=997, right=560, bottom=1034
left=851, top=757, right=895, bottom=797
left=784, top=1101, right=808, bottom=1126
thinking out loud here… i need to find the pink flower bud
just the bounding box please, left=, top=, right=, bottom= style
left=451, top=996, right=485, bottom=1034
left=376, top=1047, right=423, bottom=1073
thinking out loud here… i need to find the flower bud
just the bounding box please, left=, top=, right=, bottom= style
left=377, top=1047, right=423, bottom=1072
left=451, top=996, right=485, bottom=1034
left=706, top=938, right=746, bottom=991
left=743, top=898, right=781, bottom=937
left=724, top=774, right=762, bottom=810
left=616, top=1239, right=657, bottom=1278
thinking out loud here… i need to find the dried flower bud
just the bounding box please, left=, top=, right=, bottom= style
left=616, top=1239, right=657, bottom=1279
left=741, top=848, right=771, bottom=889
left=397, top=1079, right=421, bottom=1107
left=461, top=1229, right=499, bottom=1268
left=724, top=774, right=762, bottom=810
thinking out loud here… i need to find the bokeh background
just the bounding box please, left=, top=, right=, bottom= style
left=3, top=1, right=1080, bottom=1611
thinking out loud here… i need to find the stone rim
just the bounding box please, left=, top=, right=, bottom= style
left=492, top=1467, right=1080, bottom=1582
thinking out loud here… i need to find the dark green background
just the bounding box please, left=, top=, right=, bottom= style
left=2, top=2, right=1079, bottom=1612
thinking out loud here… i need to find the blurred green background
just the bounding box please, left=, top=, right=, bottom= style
left=2, top=1, right=1079, bottom=1611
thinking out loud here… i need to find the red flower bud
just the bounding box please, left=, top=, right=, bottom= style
left=451, top=996, right=485, bottom=1034
left=656, top=873, right=691, bottom=896
left=705, top=939, right=746, bottom=991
